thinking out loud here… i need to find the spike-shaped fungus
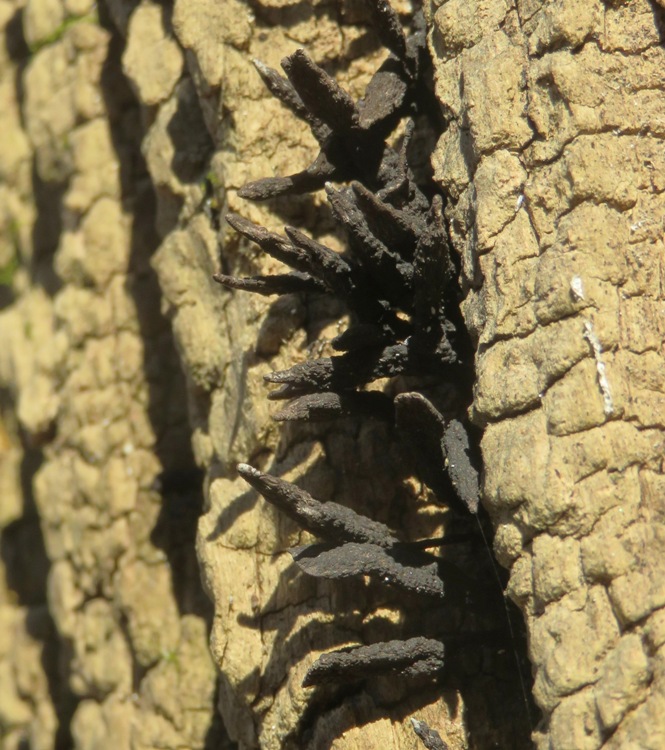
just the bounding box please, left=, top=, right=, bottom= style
left=216, top=0, right=481, bottom=685
left=214, top=0, right=493, bottom=727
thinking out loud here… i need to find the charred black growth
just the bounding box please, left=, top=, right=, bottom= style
left=215, top=0, right=487, bottom=707
left=237, top=3, right=429, bottom=203
left=411, top=718, right=450, bottom=750
left=236, top=463, right=395, bottom=548
left=303, top=638, right=446, bottom=687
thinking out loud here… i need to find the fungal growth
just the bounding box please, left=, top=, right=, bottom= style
left=215, top=0, right=528, bottom=744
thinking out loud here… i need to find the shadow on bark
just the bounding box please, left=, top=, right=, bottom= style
left=96, top=10, right=233, bottom=749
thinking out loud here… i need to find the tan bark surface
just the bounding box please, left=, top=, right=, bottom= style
left=427, top=1, right=665, bottom=747
left=3, top=1, right=477, bottom=748
left=0, top=1, right=223, bottom=748
left=1, top=2, right=65, bottom=745
left=3, top=0, right=664, bottom=749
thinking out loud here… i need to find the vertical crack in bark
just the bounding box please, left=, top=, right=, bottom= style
left=212, top=2, right=534, bottom=746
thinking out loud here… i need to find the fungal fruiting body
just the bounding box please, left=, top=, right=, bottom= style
left=216, top=0, right=484, bottom=700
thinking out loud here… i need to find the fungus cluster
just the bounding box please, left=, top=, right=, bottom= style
left=216, top=0, right=481, bottom=710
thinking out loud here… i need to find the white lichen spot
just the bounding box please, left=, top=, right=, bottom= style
left=583, top=321, right=614, bottom=416
left=515, top=194, right=525, bottom=212
left=570, top=275, right=585, bottom=301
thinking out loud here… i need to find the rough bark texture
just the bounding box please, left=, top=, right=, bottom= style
left=2, top=1, right=478, bottom=748
left=1, top=0, right=664, bottom=749
left=0, top=7, right=60, bottom=749
left=427, top=1, right=665, bottom=748
left=0, top=1, right=224, bottom=748
left=143, top=2, right=491, bottom=748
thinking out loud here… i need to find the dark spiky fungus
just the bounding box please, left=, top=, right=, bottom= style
left=215, top=0, right=483, bottom=715
left=411, top=718, right=451, bottom=750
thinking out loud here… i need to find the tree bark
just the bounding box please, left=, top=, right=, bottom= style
left=0, top=2, right=222, bottom=748
left=2, top=1, right=664, bottom=749
left=427, top=1, right=665, bottom=747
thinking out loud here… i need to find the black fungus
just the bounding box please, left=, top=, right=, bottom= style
left=291, top=542, right=447, bottom=599
left=217, top=0, right=483, bottom=690
left=411, top=718, right=450, bottom=750
left=237, top=463, right=395, bottom=548
left=303, top=638, right=445, bottom=686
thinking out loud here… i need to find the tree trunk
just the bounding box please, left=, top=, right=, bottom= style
left=1, top=1, right=663, bottom=749
left=0, top=2, right=223, bottom=748
left=428, top=1, right=665, bottom=747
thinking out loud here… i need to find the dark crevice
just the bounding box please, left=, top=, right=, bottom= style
left=214, top=1, right=537, bottom=746
left=647, top=0, right=665, bottom=46
left=93, top=3, right=233, bottom=747
left=29, top=165, right=66, bottom=296
left=1, top=6, right=78, bottom=745
left=0, top=392, right=79, bottom=750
